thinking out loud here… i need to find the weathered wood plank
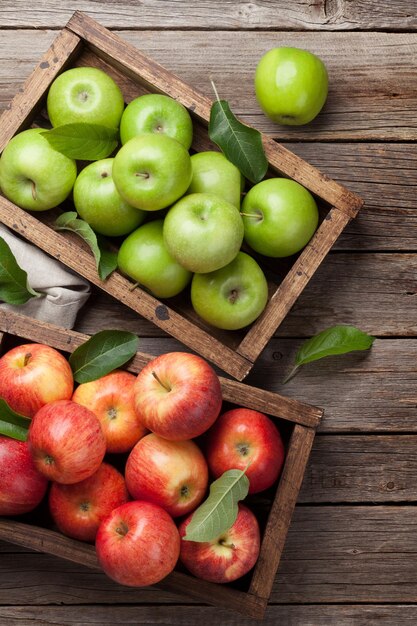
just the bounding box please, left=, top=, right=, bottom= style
left=299, top=436, right=417, bottom=502
left=1, top=507, right=416, bottom=604
left=1, top=604, right=417, bottom=625
left=66, top=335, right=416, bottom=434
left=0, top=1, right=415, bottom=31
left=76, top=252, right=417, bottom=340
left=0, top=30, right=416, bottom=141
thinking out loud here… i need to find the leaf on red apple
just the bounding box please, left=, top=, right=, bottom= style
left=0, top=237, right=42, bottom=305
left=208, top=86, right=268, bottom=184
left=0, top=399, right=30, bottom=442
left=183, top=468, right=250, bottom=543
left=69, top=330, right=139, bottom=384
left=40, top=123, right=119, bottom=161
left=54, top=212, right=118, bottom=280
left=283, top=324, right=376, bottom=383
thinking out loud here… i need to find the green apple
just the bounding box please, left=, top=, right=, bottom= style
left=186, top=151, right=244, bottom=209
left=241, top=178, right=319, bottom=258
left=117, top=220, right=192, bottom=298
left=0, top=128, right=77, bottom=211
left=191, top=252, right=268, bottom=330
left=120, top=94, right=193, bottom=149
left=163, top=193, right=244, bottom=273
left=112, top=134, right=192, bottom=211
left=255, top=47, right=328, bottom=125
left=47, top=67, right=125, bottom=128
left=73, top=159, right=145, bottom=237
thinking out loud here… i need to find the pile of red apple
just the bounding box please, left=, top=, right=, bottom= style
left=0, top=62, right=320, bottom=331
left=0, top=341, right=285, bottom=587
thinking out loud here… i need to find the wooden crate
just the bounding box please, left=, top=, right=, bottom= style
left=0, top=11, right=363, bottom=381
left=0, top=309, right=322, bottom=619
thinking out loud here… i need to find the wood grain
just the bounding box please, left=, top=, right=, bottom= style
left=1, top=604, right=417, bottom=625
left=1, top=30, right=416, bottom=141
left=1, top=507, right=417, bottom=605
left=0, top=1, right=415, bottom=31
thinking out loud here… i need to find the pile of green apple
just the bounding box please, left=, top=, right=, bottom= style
left=0, top=55, right=322, bottom=331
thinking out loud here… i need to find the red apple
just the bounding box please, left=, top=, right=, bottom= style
left=0, top=343, right=73, bottom=418
left=133, top=352, right=222, bottom=440
left=72, top=370, right=147, bottom=453
left=49, top=462, right=129, bottom=542
left=0, top=436, right=48, bottom=515
left=206, top=408, right=285, bottom=494
left=28, top=400, right=106, bottom=484
left=125, top=433, right=208, bottom=517
left=96, top=500, right=180, bottom=586
left=179, top=503, right=260, bottom=583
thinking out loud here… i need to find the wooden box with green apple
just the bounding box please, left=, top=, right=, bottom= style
left=0, top=309, right=323, bottom=619
left=0, top=11, right=363, bottom=382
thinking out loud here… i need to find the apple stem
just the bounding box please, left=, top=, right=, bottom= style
left=240, top=212, right=258, bottom=218
left=23, top=352, right=32, bottom=367
left=151, top=370, right=171, bottom=392
left=219, top=539, right=236, bottom=550
left=129, top=282, right=139, bottom=292
left=31, top=180, right=37, bottom=201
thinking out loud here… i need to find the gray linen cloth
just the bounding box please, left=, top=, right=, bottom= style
left=0, top=223, right=91, bottom=329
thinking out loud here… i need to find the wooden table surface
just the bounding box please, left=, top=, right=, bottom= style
left=1, top=2, right=417, bottom=624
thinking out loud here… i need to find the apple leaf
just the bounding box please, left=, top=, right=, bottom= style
left=40, top=123, right=119, bottom=160
left=0, top=237, right=42, bottom=304
left=0, top=399, right=31, bottom=441
left=69, top=330, right=139, bottom=383
left=183, top=469, right=250, bottom=543
left=54, top=212, right=118, bottom=280
left=283, top=325, right=376, bottom=383
left=208, top=85, right=268, bottom=184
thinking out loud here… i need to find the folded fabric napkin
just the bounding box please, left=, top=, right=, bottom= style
left=0, top=223, right=91, bottom=329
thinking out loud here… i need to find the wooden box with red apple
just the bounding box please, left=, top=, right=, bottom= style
left=0, top=11, right=363, bottom=382
left=0, top=309, right=322, bottom=619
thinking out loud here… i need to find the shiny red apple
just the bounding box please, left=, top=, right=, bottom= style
left=179, top=503, right=260, bottom=583
left=49, top=462, right=129, bottom=542
left=28, top=400, right=106, bottom=484
left=0, top=343, right=73, bottom=417
left=125, top=433, right=208, bottom=517
left=206, top=408, right=285, bottom=494
left=72, top=370, right=147, bottom=453
left=0, top=436, right=48, bottom=515
left=96, top=500, right=180, bottom=586
left=133, top=352, right=222, bottom=440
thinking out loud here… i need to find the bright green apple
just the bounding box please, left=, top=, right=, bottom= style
left=47, top=67, right=125, bottom=128
left=191, top=252, right=268, bottom=330
left=117, top=220, right=192, bottom=298
left=112, top=134, right=192, bottom=211
left=120, top=94, right=193, bottom=149
left=73, top=159, right=145, bottom=237
left=255, top=47, right=328, bottom=125
left=0, top=128, right=77, bottom=211
left=163, top=193, right=244, bottom=273
left=241, top=178, right=319, bottom=257
left=186, top=151, right=244, bottom=209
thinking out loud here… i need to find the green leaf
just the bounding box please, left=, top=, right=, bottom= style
left=54, top=212, right=117, bottom=280
left=69, top=330, right=139, bottom=384
left=284, top=325, right=376, bottom=383
left=41, top=123, right=119, bottom=160
left=0, top=399, right=30, bottom=441
left=208, top=86, right=268, bottom=184
left=183, top=469, right=250, bottom=543
left=0, top=237, right=41, bottom=304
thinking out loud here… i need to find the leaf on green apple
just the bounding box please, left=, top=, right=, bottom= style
left=69, top=330, right=139, bottom=384
left=283, top=324, right=376, bottom=383
left=208, top=84, right=268, bottom=184
left=54, top=212, right=118, bottom=280
left=0, top=237, right=42, bottom=305
left=40, top=123, right=119, bottom=161
left=0, top=399, right=30, bottom=441
left=183, top=468, right=250, bottom=543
